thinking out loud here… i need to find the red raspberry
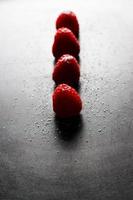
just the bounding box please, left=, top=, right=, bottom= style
left=56, top=11, right=79, bottom=38
left=52, top=84, right=82, bottom=118
left=53, top=54, right=80, bottom=86
left=52, top=28, right=80, bottom=59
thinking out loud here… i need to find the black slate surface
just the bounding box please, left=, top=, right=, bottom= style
left=0, top=0, right=133, bottom=200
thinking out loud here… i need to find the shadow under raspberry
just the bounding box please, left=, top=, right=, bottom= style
left=54, top=114, right=83, bottom=141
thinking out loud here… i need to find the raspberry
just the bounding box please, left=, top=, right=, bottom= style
left=52, top=28, right=80, bottom=59
left=52, top=84, right=82, bottom=118
left=53, top=54, right=80, bottom=86
left=56, top=11, right=79, bottom=38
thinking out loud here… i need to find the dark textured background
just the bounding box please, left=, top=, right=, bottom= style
left=0, top=0, right=133, bottom=199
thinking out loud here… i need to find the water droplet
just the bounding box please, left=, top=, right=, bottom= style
left=98, top=129, right=102, bottom=132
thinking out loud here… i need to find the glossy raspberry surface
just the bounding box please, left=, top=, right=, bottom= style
left=52, top=28, right=80, bottom=59
left=56, top=11, right=79, bottom=38
left=52, top=84, right=82, bottom=118
left=53, top=54, right=80, bottom=86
